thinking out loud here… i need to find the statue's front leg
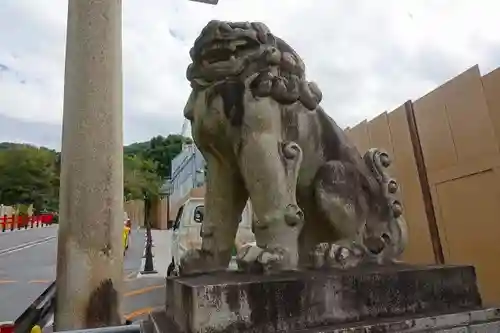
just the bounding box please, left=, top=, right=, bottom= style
left=179, top=153, right=248, bottom=276
left=237, top=134, right=304, bottom=273
left=310, top=161, right=369, bottom=269
left=310, top=155, right=407, bottom=269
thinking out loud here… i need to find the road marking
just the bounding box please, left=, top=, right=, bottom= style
left=0, top=274, right=142, bottom=285
left=29, top=280, right=51, bottom=284
left=0, top=280, right=17, bottom=284
left=124, top=307, right=154, bottom=321
left=0, top=236, right=56, bottom=256
left=124, top=284, right=164, bottom=297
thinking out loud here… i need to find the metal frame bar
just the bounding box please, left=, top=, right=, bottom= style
left=53, top=324, right=142, bottom=333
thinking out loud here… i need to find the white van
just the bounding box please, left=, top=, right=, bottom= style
left=167, top=197, right=255, bottom=276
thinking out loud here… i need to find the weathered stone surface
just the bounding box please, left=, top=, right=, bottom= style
left=151, top=307, right=500, bottom=333
left=165, top=265, right=482, bottom=333
left=303, top=307, right=500, bottom=332
left=55, top=0, right=124, bottom=329
left=180, top=20, right=408, bottom=275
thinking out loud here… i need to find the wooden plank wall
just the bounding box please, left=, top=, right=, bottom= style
left=412, top=65, right=500, bottom=305
left=345, top=107, right=435, bottom=264
left=347, top=64, right=500, bottom=305
left=124, top=199, right=145, bottom=227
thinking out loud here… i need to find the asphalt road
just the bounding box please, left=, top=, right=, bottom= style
left=0, top=225, right=166, bottom=323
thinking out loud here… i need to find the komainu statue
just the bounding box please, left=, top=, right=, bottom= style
left=180, top=20, right=408, bottom=274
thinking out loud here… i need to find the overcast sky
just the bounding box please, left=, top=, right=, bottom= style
left=1, top=0, right=499, bottom=150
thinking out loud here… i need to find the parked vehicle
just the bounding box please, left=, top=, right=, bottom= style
left=167, top=197, right=255, bottom=276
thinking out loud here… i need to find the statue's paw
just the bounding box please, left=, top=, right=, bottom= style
left=326, top=244, right=362, bottom=269
left=311, top=242, right=365, bottom=269
left=236, top=244, right=289, bottom=274
left=179, top=249, right=217, bottom=276
left=311, top=243, right=330, bottom=269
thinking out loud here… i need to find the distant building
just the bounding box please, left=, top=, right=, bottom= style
left=170, top=143, right=206, bottom=213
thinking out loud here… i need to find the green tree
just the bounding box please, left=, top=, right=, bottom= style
left=124, top=134, right=191, bottom=179
left=123, top=141, right=150, bottom=156
left=0, top=145, right=58, bottom=211
left=123, top=154, right=162, bottom=200
left=0, top=134, right=192, bottom=209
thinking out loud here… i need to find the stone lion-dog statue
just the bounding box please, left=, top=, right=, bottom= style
left=180, top=20, right=408, bottom=274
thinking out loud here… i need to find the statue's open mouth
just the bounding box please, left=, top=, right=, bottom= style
left=198, top=37, right=261, bottom=66
left=187, top=21, right=274, bottom=83
left=188, top=36, right=262, bottom=82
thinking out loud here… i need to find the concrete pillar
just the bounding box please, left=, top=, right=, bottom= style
left=55, top=0, right=124, bottom=330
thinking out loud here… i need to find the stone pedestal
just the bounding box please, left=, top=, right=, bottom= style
left=162, top=265, right=484, bottom=333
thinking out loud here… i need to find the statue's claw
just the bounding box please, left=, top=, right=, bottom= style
left=236, top=244, right=290, bottom=274
left=311, top=242, right=365, bottom=269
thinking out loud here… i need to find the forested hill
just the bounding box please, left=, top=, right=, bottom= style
left=0, top=134, right=192, bottom=212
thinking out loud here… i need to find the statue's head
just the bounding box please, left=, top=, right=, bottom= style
left=186, top=20, right=322, bottom=114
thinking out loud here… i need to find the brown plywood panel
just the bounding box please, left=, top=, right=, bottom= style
left=367, top=112, right=391, bottom=149
left=413, top=88, right=457, bottom=173
left=428, top=185, right=450, bottom=260
left=429, top=154, right=500, bottom=184
left=482, top=67, right=500, bottom=148
left=124, top=200, right=145, bottom=227
left=434, top=170, right=500, bottom=305
left=442, top=65, right=499, bottom=162
left=344, top=128, right=352, bottom=141
left=387, top=106, right=435, bottom=264
left=368, top=112, right=394, bottom=155
left=346, top=120, right=371, bottom=154
left=367, top=112, right=395, bottom=174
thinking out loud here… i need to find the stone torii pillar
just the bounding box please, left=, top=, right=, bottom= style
left=55, top=0, right=124, bottom=330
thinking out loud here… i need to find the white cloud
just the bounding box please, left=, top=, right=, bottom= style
left=0, top=0, right=499, bottom=149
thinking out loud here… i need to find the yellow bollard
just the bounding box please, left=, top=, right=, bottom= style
left=30, top=325, right=42, bottom=333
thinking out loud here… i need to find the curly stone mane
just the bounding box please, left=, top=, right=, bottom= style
left=186, top=20, right=323, bottom=112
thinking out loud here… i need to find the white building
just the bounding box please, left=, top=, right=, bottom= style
left=170, top=143, right=206, bottom=208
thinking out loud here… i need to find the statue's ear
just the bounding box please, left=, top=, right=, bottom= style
left=184, top=90, right=195, bottom=121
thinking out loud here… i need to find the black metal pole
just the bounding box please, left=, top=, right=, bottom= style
left=141, top=194, right=157, bottom=274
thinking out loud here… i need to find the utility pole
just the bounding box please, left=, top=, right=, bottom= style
left=55, top=0, right=124, bottom=330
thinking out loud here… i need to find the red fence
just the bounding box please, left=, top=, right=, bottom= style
left=0, top=214, right=54, bottom=231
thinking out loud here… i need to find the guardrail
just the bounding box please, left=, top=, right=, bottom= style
left=14, top=281, right=55, bottom=333
left=13, top=282, right=146, bottom=333
left=53, top=324, right=143, bottom=333
left=0, top=215, right=54, bottom=232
